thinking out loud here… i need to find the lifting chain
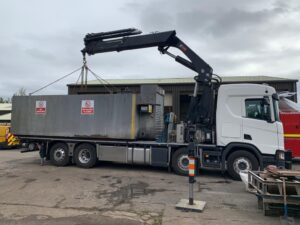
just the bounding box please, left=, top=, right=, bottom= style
left=29, top=52, right=115, bottom=95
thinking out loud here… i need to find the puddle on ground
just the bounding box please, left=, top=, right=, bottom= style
left=96, top=181, right=167, bottom=207
left=109, top=178, right=122, bottom=188
left=6, top=174, right=18, bottom=178
left=24, top=178, right=36, bottom=183
left=82, top=177, right=92, bottom=181
left=198, top=187, right=212, bottom=192
left=198, top=180, right=231, bottom=191
left=222, top=202, right=237, bottom=209
left=202, top=180, right=231, bottom=184
left=19, top=178, right=37, bottom=190
left=197, top=183, right=212, bottom=192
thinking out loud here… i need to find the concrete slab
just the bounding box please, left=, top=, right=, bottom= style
left=175, top=199, right=206, bottom=212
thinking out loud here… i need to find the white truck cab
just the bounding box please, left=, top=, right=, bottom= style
left=214, top=84, right=285, bottom=179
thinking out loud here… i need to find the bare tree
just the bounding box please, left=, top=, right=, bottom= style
left=13, top=87, right=27, bottom=96
left=0, top=97, right=11, bottom=103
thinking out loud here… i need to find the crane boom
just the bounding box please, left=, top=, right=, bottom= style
left=82, top=29, right=212, bottom=84
left=82, top=28, right=217, bottom=132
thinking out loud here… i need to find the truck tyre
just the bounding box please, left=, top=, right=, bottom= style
left=172, top=148, right=189, bottom=176
left=227, top=150, right=259, bottom=180
left=28, top=142, right=36, bottom=151
left=50, top=143, right=69, bottom=166
left=74, top=143, right=97, bottom=168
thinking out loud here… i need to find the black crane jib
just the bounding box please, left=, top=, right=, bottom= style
left=82, top=28, right=213, bottom=85
left=82, top=28, right=217, bottom=127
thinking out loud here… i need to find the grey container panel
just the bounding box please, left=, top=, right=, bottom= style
left=97, top=145, right=128, bottom=163
left=96, top=145, right=151, bottom=165
left=138, top=92, right=164, bottom=140
left=11, top=94, right=138, bottom=140
left=139, top=85, right=164, bottom=104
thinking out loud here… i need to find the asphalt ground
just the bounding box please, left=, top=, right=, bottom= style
left=0, top=149, right=299, bottom=225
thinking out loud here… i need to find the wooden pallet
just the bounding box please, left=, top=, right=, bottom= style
left=256, top=194, right=300, bottom=216
left=266, top=166, right=300, bottom=177
left=248, top=171, right=300, bottom=217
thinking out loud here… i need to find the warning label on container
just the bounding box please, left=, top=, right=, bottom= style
left=81, top=100, right=94, bottom=115
left=35, top=100, right=46, bottom=114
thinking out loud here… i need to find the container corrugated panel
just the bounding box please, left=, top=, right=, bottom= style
left=154, top=93, right=164, bottom=139
left=137, top=92, right=164, bottom=140
left=11, top=94, right=139, bottom=140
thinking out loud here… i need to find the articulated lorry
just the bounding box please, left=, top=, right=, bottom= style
left=11, top=29, right=289, bottom=180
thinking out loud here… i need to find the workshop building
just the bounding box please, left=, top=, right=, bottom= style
left=0, top=103, right=12, bottom=123
left=68, top=76, right=298, bottom=121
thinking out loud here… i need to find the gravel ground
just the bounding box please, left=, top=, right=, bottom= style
left=0, top=149, right=299, bottom=225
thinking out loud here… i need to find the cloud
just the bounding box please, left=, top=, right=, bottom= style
left=0, top=0, right=299, bottom=98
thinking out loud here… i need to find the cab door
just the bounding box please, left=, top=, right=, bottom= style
left=242, top=97, right=279, bottom=155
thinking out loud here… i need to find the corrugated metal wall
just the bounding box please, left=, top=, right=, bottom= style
left=68, top=80, right=297, bottom=121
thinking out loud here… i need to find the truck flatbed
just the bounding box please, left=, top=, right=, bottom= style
left=17, top=135, right=218, bottom=148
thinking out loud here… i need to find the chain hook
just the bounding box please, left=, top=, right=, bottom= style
left=83, top=56, right=87, bottom=66
left=82, top=51, right=87, bottom=67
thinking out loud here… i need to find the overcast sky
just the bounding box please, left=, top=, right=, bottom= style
left=0, top=0, right=300, bottom=97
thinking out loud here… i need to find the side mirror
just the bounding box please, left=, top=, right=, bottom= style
left=272, top=93, right=279, bottom=101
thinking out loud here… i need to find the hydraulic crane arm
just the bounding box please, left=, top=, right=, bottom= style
left=82, top=28, right=212, bottom=85
left=82, top=28, right=217, bottom=129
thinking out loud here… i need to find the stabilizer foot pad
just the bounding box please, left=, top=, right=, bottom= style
left=175, top=199, right=206, bottom=212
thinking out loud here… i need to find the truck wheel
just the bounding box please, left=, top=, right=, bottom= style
left=74, top=143, right=97, bottom=168
left=28, top=143, right=36, bottom=151
left=227, top=150, right=259, bottom=180
left=50, top=143, right=69, bottom=166
left=172, top=148, right=189, bottom=176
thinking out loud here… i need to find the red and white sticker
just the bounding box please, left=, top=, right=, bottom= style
left=81, top=100, right=94, bottom=115
left=35, top=100, right=46, bottom=114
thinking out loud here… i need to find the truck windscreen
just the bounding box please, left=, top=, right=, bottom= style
left=273, top=99, right=280, bottom=122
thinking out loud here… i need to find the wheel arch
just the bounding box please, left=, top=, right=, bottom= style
left=222, top=142, right=263, bottom=171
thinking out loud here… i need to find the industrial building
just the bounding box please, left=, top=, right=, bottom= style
left=68, top=76, right=298, bottom=121
left=0, top=103, right=12, bottom=123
